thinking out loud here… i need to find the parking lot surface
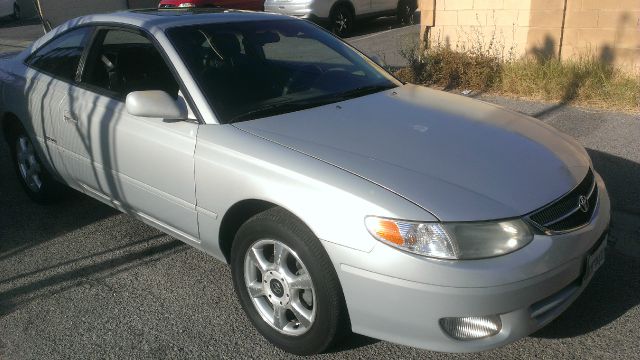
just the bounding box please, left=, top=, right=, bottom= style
left=0, top=18, right=639, bottom=360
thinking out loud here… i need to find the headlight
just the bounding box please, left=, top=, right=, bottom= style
left=365, top=216, right=533, bottom=259
left=178, top=3, right=196, bottom=7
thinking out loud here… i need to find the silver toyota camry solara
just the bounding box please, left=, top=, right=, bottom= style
left=0, top=8, right=610, bottom=355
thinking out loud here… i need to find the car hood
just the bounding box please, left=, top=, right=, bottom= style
left=233, top=85, right=591, bottom=221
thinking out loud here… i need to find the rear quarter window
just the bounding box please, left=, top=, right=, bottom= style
left=27, top=27, right=93, bottom=82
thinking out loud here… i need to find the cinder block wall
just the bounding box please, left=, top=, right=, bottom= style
left=419, top=0, right=640, bottom=73
left=562, top=0, right=639, bottom=72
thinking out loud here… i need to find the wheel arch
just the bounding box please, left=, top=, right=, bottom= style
left=218, top=198, right=331, bottom=264
left=1, top=112, right=22, bottom=143
left=218, top=199, right=279, bottom=263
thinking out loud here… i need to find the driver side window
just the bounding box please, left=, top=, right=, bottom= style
left=81, top=28, right=179, bottom=100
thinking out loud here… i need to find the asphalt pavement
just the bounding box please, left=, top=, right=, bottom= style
left=0, top=17, right=639, bottom=360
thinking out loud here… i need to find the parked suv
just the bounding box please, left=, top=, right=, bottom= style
left=264, top=0, right=417, bottom=36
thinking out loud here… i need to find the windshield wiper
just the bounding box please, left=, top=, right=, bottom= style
left=228, top=98, right=329, bottom=123
left=328, top=84, right=397, bottom=101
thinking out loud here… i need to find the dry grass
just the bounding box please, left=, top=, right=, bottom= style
left=500, top=57, right=640, bottom=112
left=397, top=41, right=640, bottom=113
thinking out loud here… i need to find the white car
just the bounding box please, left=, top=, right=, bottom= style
left=0, top=9, right=609, bottom=356
left=264, top=0, right=417, bottom=36
left=0, top=0, right=19, bottom=19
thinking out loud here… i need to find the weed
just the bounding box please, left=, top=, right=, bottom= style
left=397, top=28, right=640, bottom=112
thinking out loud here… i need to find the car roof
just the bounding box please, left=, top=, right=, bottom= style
left=81, top=8, right=292, bottom=29
left=25, top=9, right=294, bottom=55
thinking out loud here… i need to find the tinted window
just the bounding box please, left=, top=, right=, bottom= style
left=81, top=29, right=179, bottom=99
left=27, top=27, right=92, bottom=81
left=262, top=36, right=350, bottom=66
left=167, top=20, right=398, bottom=123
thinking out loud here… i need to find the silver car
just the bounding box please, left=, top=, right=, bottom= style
left=0, top=9, right=610, bottom=355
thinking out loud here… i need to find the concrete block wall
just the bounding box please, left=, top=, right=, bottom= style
left=562, top=0, right=640, bottom=73
left=421, top=0, right=536, bottom=60
left=419, top=0, right=640, bottom=73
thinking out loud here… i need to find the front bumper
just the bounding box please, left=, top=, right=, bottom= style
left=322, top=173, right=611, bottom=352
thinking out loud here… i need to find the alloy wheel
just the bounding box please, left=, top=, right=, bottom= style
left=244, top=239, right=316, bottom=336
left=334, top=12, right=348, bottom=33
left=16, top=135, right=43, bottom=193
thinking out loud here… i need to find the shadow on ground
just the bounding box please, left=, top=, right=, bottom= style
left=0, top=17, right=40, bottom=30
left=531, top=149, right=640, bottom=339
left=0, top=126, right=189, bottom=316
left=346, top=16, right=409, bottom=38
left=0, top=126, right=117, bottom=262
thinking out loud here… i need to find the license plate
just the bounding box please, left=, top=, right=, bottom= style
left=584, top=236, right=606, bottom=282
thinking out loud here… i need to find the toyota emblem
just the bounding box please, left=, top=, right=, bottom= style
left=578, top=195, right=589, bottom=213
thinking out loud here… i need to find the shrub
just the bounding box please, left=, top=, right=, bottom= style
left=397, top=36, right=640, bottom=112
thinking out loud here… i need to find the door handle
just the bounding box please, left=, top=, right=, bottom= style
left=63, top=110, right=78, bottom=125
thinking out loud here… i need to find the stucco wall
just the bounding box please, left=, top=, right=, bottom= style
left=419, top=0, right=640, bottom=73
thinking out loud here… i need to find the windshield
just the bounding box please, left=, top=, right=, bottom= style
left=166, top=19, right=399, bottom=123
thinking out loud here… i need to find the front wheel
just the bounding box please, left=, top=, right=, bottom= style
left=230, top=207, right=349, bottom=355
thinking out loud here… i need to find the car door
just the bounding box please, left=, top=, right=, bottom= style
left=353, top=0, right=373, bottom=15
left=370, top=0, right=396, bottom=13
left=56, top=27, right=200, bottom=240
left=23, top=26, right=94, bottom=182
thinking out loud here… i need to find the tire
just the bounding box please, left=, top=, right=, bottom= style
left=330, top=4, right=354, bottom=37
left=12, top=3, right=20, bottom=21
left=397, top=0, right=417, bottom=25
left=230, top=207, right=349, bottom=355
left=7, top=123, right=65, bottom=204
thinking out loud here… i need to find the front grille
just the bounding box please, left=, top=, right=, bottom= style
left=159, top=4, right=176, bottom=8
left=528, top=169, right=597, bottom=233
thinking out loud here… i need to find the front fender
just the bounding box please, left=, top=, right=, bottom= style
left=194, top=124, right=435, bottom=259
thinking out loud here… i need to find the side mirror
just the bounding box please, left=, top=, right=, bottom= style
left=125, top=90, right=188, bottom=119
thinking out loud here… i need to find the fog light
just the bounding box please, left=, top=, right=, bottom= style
left=439, top=315, right=502, bottom=340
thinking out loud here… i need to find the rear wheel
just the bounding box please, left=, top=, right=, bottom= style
left=8, top=123, right=65, bottom=204
left=230, top=207, right=349, bottom=355
left=330, top=4, right=354, bottom=37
